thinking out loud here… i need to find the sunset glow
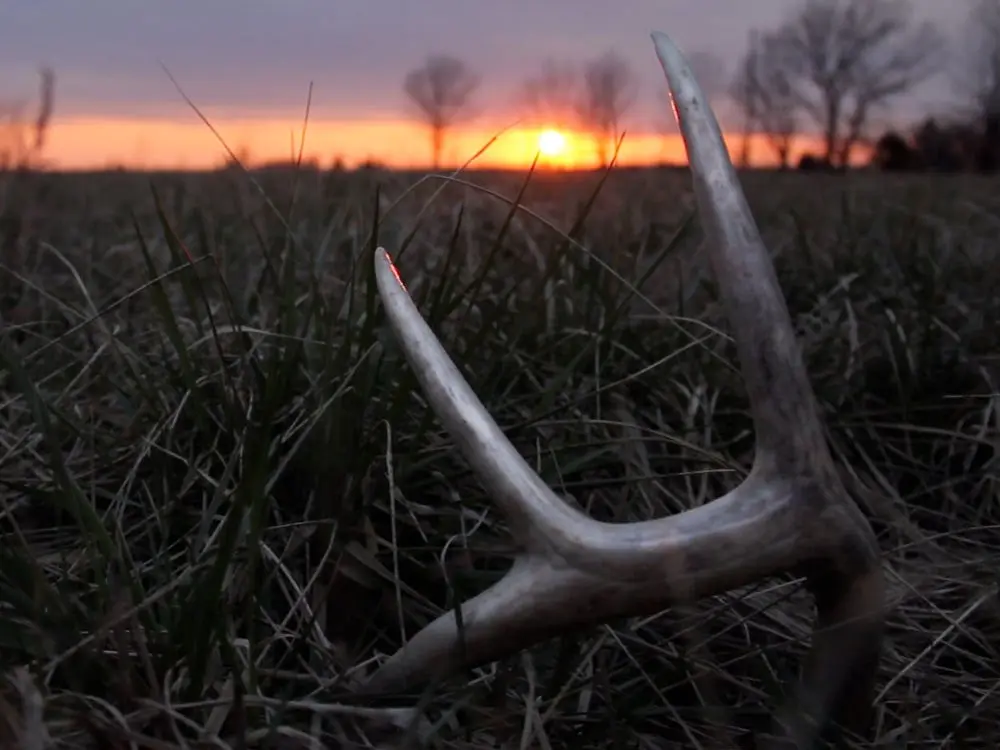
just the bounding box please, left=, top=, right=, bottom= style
left=35, top=116, right=870, bottom=171
left=537, top=129, right=567, bottom=158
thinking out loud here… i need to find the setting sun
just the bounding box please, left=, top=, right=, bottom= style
left=537, top=129, right=567, bottom=157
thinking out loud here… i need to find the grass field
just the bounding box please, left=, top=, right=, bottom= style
left=0, top=163, right=997, bottom=748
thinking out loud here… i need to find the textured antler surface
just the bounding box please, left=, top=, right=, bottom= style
left=365, top=30, right=884, bottom=747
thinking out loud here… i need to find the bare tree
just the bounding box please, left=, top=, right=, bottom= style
left=959, top=0, right=1000, bottom=114
left=578, top=51, right=637, bottom=167
left=403, top=55, right=479, bottom=170
left=0, top=66, right=55, bottom=171
left=772, top=0, right=944, bottom=167
left=520, top=59, right=583, bottom=132
left=731, top=30, right=799, bottom=168
left=956, top=0, right=1000, bottom=170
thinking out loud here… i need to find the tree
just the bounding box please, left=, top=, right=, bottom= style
left=731, top=30, right=799, bottom=168
left=911, top=118, right=965, bottom=172
left=0, top=66, right=55, bottom=171
left=578, top=52, right=637, bottom=167
left=956, top=0, right=1000, bottom=170
left=403, top=55, right=478, bottom=170
left=771, top=0, right=944, bottom=167
left=520, top=60, right=582, bottom=132
left=871, top=130, right=918, bottom=170
left=519, top=54, right=636, bottom=168
left=959, top=0, right=1000, bottom=115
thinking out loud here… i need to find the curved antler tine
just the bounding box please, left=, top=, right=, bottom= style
left=651, top=31, right=827, bottom=477
left=374, top=248, right=591, bottom=550
left=652, top=30, right=884, bottom=742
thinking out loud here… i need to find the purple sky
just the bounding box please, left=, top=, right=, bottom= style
left=0, top=0, right=970, bottom=131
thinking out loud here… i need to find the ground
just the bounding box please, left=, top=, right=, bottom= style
left=0, top=164, right=996, bottom=748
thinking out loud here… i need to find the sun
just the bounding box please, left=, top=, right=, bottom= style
left=537, top=129, right=567, bottom=158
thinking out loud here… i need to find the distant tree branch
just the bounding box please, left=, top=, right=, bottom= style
left=958, top=0, right=1000, bottom=117
left=520, top=59, right=582, bottom=132
left=403, top=55, right=479, bottom=170
left=771, top=0, right=944, bottom=166
left=519, top=53, right=636, bottom=168
left=0, top=67, right=55, bottom=172
left=731, top=30, right=799, bottom=167
left=578, top=52, right=637, bottom=167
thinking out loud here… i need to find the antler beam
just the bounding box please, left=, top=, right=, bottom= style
left=365, top=30, right=884, bottom=747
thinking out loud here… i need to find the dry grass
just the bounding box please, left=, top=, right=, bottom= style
left=0, top=163, right=997, bottom=748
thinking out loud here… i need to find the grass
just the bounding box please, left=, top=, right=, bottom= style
left=0, top=160, right=997, bottom=748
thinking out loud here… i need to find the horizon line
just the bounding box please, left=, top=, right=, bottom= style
left=27, top=115, right=873, bottom=171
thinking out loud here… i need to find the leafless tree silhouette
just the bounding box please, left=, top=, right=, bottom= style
left=956, top=0, right=1000, bottom=169
left=731, top=30, right=799, bottom=168
left=0, top=66, right=55, bottom=171
left=960, top=0, right=1000, bottom=113
left=578, top=52, right=637, bottom=167
left=403, top=55, right=479, bottom=170
left=520, top=59, right=583, bottom=132
left=772, top=0, right=944, bottom=167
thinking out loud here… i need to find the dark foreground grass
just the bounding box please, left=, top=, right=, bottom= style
left=0, top=164, right=997, bottom=748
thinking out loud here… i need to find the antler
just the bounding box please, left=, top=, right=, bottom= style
left=366, top=31, right=884, bottom=746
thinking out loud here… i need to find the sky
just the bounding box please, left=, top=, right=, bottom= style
left=0, top=0, right=973, bottom=170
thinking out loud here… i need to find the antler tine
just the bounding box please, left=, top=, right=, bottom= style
left=371, top=253, right=595, bottom=552
left=650, top=31, right=884, bottom=739
left=366, top=31, right=884, bottom=748
left=651, top=32, right=826, bottom=477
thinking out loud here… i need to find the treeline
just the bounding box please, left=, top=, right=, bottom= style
left=399, top=0, right=1000, bottom=176
left=730, top=0, right=1000, bottom=176
left=871, top=117, right=1000, bottom=173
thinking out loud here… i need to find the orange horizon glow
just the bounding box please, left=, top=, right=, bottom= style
left=37, top=116, right=872, bottom=172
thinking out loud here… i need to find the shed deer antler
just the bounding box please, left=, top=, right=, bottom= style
left=366, top=31, right=884, bottom=746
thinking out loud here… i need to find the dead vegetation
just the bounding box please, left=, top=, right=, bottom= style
left=0, top=164, right=996, bottom=748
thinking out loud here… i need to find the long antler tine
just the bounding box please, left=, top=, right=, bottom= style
left=651, top=32, right=828, bottom=477
left=374, top=248, right=590, bottom=549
